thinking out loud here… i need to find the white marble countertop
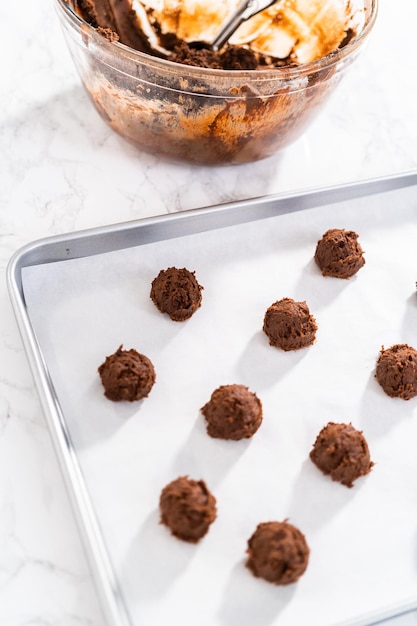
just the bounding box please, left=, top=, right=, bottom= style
left=1, top=0, right=417, bottom=624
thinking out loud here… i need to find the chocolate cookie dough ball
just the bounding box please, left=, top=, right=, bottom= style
left=310, top=422, right=373, bottom=488
left=375, top=343, right=417, bottom=400
left=315, top=228, right=365, bottom=278
left=98, top=345, right=156, bottom=401
left=159, top=476, right=217, bottom=542
left=150, top=267, right=203, bottom=321
left=201, top=384, right=263, bottom=440
left=263, top=297, right=317, bottom=351
left=246, top=520, right=310, bottom=585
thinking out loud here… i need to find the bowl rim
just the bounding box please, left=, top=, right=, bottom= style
left=56, top=0, right=378, bottom=79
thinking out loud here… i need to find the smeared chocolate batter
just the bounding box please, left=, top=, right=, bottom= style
left=73, top=0, right=151, bottom=51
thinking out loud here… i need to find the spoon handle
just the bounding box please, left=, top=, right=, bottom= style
left=211, top=0, right=280, bottom=51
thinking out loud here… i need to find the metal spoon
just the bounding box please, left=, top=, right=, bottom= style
left=211, top=0, right=281, bottom=51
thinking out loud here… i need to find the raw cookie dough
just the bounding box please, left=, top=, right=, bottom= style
left=98, top=345, right=156, bottom=401
left=68, top=0, right=358, bottom=68
left=375, top=343, right=417, bottom=400
left=246, top=520, right=310, bottom=585
left=310, top=422, right=373, bottom=488
left=159, top=476, right=217, bottom=542
left=263, top=297, right=317, bottom=351
left=201, top=384, right=263, bottom=440
left=314, top=228, right=365, bottom=278
left=150, top=267, right=203, bottom=321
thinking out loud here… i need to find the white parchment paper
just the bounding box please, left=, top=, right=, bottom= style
left=22, top=186, right=417, bottom=626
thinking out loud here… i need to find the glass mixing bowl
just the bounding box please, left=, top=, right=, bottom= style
left=55, top=0, right=377, bottom=165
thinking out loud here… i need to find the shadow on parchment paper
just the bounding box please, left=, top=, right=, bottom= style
left=293, top=257, right=356, bottom=314
left=68, top=378, right=146, bottom=450
left=170, top=411, right=253, bottom=489
left=236, top=330, right=310, bottom=392
left=286, top=458, right=362, bottom=533
left=217, top=560, right=297, bottom=626
left=119, top=508, right=196, bottom=603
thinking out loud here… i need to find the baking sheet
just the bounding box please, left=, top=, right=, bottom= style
left=13, top=182, right=417, bottom=626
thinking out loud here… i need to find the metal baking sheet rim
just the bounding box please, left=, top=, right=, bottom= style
left=6, top=170, right=417, bottom=626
